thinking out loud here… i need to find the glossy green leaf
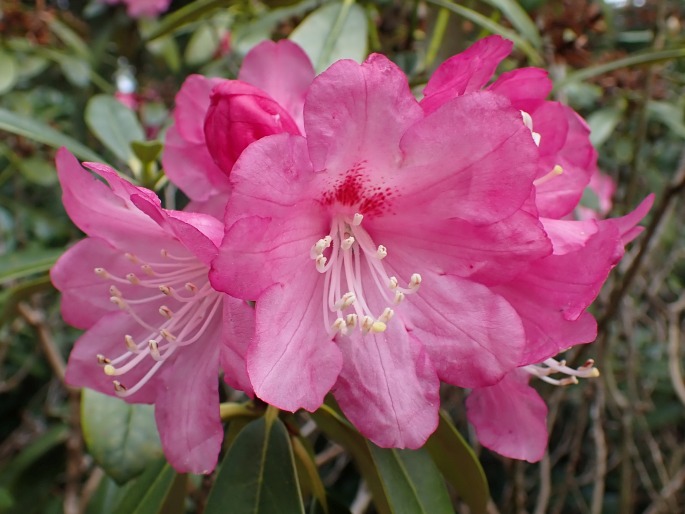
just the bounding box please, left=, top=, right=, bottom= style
left=290, top=1, right=368, bottom=73
left=311, top=405, right=392, bottom=514
left=587, top=106, right=624, bottom=148
left=205, top=415, right=305, bottom=514
left=110, top=459, right=182, bottom=514
left=368, top=444, right=453, bottom=514
left=647, top=100, right=685, bottom=139
left=185, top=23, right=221, bottom=66
left=131, top=140, right=163, bottom=165
left=0, top=108, right=105, bottom=162
left=85, top=95, right=145, bottom=167
left=424, top=411, right=489, bottom=514
left=479, top=0, right=541, bottom=49
left=0, top=247, right=63, bottom=283
left=556, top=47, right=685, bottom=89
left=0, top=50, right=19, bottom=95
left=81, top=389, right=163, bottom=484
left=425, top=0, right=543, bottom=65
left=17, top=157, right=59, bottom=187
left=292, top=435, right=328, bottom=513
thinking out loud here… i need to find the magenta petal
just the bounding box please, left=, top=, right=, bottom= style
left=220, top=296, right=255, bottom=396
left=602, top=194, right=654, bottom=244
left=333, top=322, right=440, bottom=449
left=541, top=218, right=599, bottom=255
left=238, top=39, right=315, bottom=132
left=421, top=35, right=513, bottom=113
left=65, top=311, right=159, bottom=403
left=174, top=75, right=226, bottom=144
left=401, top=273, right=525, bottom=388
left=466, top=369, right=548, bottom=462
left=488, top=67, right=553, bottom=111
left=162, top=124, right=229, bottom=202
left=52, top=238, right=128, bottom=329
left=56, top=149, right=162, bottom=249
left=247, top=278, right=343, bottom=412
left=204, top=81, right=301, bottom=174
left=154, top=313, right=223, bottom=474
left=304, top=54, right=423, bottom=173
left=400, top=92, right=538, bottom=223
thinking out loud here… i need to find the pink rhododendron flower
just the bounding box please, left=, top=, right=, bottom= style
left=209, top=52, right=555, bottom=449
left=102, top=0, right=171, bottom=18
left=51, top=149, right=254, bottom=473
left=422, top=35, right=653, bottom=461
left=162, top=40, right=315, bottom=216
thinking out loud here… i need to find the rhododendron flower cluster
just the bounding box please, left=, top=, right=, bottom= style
left=54, top=36, right=651, bottom=473
left=101, top=0, right=171, bottom=19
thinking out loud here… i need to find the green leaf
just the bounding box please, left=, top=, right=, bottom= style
left=85, top=95, right=145, bottom=167
left=424, top=411, right=489, bottom=514
left=647, top=100, right=685, bottom=139
left=143, top=0, right=232, bottom=42
left=368, top=445, right=453, bottom=514
left=587, top=106, right=624, bottom=148
left=479, top=0, right=542, bottom=49
left=425, top=0, right=543, bottom=65
left=290, top=1, right=368, bottom=73
left=0, top=50, right=19, bottom=95
left=0, top=107, right=105, bottom=162
left=185, top=23, right=222, bottom=66
left=312, top=405, right=392, bottom=514
left=131, top=140, right=164, bottom=165
left=81, top=389, right=164, bottom=484
left=292, top=435, right=328, bottom=513
left=204, top=416, right=305, bottom=514
left=17, top=156, right=59, bottom=186
left=110, top=460, right=181, bottom=514
left=0, top=247, right=63, bottom=283
left=556, top=47, right=685, bottom=90
left=0, top=275, right=53, bottom=326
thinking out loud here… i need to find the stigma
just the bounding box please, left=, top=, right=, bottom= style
left=93, top=247, right=221, bottom=397
left=310, top=213, right=421, bottom=336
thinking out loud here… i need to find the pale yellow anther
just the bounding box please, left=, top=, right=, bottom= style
left=389, top=276, right=398, bottom=290
left=94, top=267, right=109, bottom=278
left=149, top=340, right=161, bottom=360
left=335, top=292, right=356, bottom=310
left=97, top=354, right=111, bottom=365
left=379, top=308, right=394, bottom=323
left=410, top=273, right=422, bottom=289
left=110, top=296, right=127, bottom=310
left=371, top=321, right=387, bottom=333
left=342, top=236, right=355, bottom=250
left=113, top=380, right=127, bottom=393
left=109, top=285, right=122, bottom=297
left=158, top=305, right=173, bottom=319
left=345, top=314, right=358, bottom=328
left=125, top=335, right=137, bottom=351
left=361, top=315, right=375, bottom=332
left=394, top=291, right=405, bottom=304
left=376, top=245, right=387, bottom=259
left=125, top=253, right=139, bottom=263
left=159, top=285, right=172, bottom=296
left=331, top=318, right=347, bottom=333
left=315, top=255, right=327, bottom=272
left=161, top=329, right=176, bottom=341
left=126, top=273, right=140, bottom=285
left=104, top=364, right=116, bottom=376
left=185, top=282, right=198, bottom=294
left=141, top=264, right=155, bottom=276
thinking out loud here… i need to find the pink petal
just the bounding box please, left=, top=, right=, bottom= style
left=488, top=67, right=553, bottom=111
left=466, top=369, right=548, bottom=462
left=51, top=238, right=129, bottom=329
left=540, top=218, right=599, bottom=255
left=204, top=81, right=301, bottom=174
left=174, top=75, right=226, bottom=144
left=400, top=272, right=526, bottom=388
left=371, top=210, right=551, bottom=286
left=162, top=124, right=229, bottom=202
left=602, top=194, right=654, bottom=244
left=399, top=92, right=538, bottom=224
left=304, top=54, right=423, bottom=173
left=211, top=134, right=328, bottom=300
left=247, top=279, right=343, bottom=412
left=56, top=149, right=163, bottom=249
left=238, top=39, right=315, bottom=132
left=154, top=312, right=224, bottom=474
left=122, top=0, right=170, bottom=17
left=220, top=296, right=255, bottom=396
left=421, top=35, right=513, bottom=114
left=65, top=311, right=160, bottom=404
left=333, top=321, right=440, bottom=449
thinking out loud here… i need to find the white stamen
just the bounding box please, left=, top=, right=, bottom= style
left=346, top=314, right=358, bottom=328
left=141, top=264, right=155, bottom=276
left=534, top=165, right=564, bottom=187
left=335, top=292, right=356, bottom=310
left=393, top=291, right=405, bottom=304
left=160, top=329, right=176, bottom=341
left=409, top=273, right=422, bottom=290
left=125, top=253, right=139, bottom=263
left=158, top=305, right=173, bottom=319
left=94, top=267, right=109, bottom=278
left=352, top=213, right=364, bottom=226
left=342, top=236, right=355, bottom=250
left=389, top=276, right=398, bottom=290
left=331, top=317, right=347, bottom=334
left=185, top=282, right=198, bottom=294
left=379, top=308, right=394, bottom=323
left=159, top=285, right=172, bottom=296
left=97, top=354, right=111, bottom=365
left=111, top=296, right=127, bottom=310
left=109, top=285, right=122, bottom=297
left=148, top=340, right=162, bottom=361
left=316, top=255, right=327, bottom=272
left=126, top=273, right=140, bottom=285
left=376, top=245, right=387, bottom=259
left=124, top=335, right=138, bottom=352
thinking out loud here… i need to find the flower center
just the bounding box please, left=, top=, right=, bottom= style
left=93, top=248, right=221, bottom=397
left=310, top=212, right=421, bottom=336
